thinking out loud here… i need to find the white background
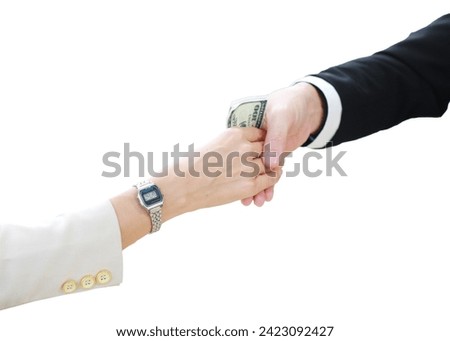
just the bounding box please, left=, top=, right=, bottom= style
left=1, top=1, right=449, bottom=340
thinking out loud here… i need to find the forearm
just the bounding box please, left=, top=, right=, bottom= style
left=315, top=14, right=450, bottom=145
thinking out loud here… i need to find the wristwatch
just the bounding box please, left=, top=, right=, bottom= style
left=134, top=180, right=164, bottom=234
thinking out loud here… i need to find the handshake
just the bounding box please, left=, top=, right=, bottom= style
left=203, top=81, right=325, bottom=208
left=152, top=82, right=324, bottom=219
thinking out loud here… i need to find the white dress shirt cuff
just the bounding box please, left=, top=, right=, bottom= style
left=294, top=76, right=343, bottom=148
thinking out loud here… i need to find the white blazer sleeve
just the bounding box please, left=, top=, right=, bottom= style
left=0, top=200, right=123, bottom=310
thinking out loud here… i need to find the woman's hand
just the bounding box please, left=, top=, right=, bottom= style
left=112, top=128, right=282, bottom=248
left=156, top=127, right=282, bottom=219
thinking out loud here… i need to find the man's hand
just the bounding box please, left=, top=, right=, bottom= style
left=241, top=82, right=324, bottom=206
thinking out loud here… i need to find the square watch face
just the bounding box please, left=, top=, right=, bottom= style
left=140, top=185, right=162, bottom=207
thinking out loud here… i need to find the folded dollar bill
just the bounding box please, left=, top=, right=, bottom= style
left=227, top=95, right=267, bottom=128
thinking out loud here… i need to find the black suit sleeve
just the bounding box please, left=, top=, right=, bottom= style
left=315, top=14, right=450, bottom=145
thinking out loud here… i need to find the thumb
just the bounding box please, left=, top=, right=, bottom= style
left=263, top=115, right=289, bottom=170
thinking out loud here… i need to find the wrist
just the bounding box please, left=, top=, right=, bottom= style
left=111, top=173, right=190, bottom=249
left=293, top=75, right=342, bottom=148
left=111, top=188, right=153, bottom=249
left=292, top=82, right=325, bottom=137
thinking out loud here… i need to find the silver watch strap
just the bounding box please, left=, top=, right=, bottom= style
left=149, top=207, right=162, bottom=233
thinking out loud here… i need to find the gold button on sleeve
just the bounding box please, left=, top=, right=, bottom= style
left=80, top=275, right=96, bottom=289
left=96, top=270, right=112, bottom=285
left=62, top=280, right=77, bottom=294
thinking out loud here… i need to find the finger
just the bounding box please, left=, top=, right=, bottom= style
left=241, top=197, right=254, bottom=206
left=253, top=167, right=283, bottom=195
left=264, top=185, right=274, bottom=202
left=240, top=127, right=266, bottom=142
left=264, top=134, right=287, bottom=170
left=255, top=158, right=266, bottom=175
left=241, top=156, right=265, bottom=176
left=263, top=105, right=290, bottom=170
left=250, top=141, right=264, bottom=155
left=253, top=191, right=266, bottom=207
